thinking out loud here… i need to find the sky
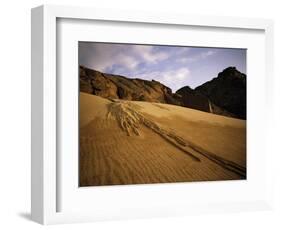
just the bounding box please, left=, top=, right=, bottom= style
left=79, top=42, right=246, bottom=92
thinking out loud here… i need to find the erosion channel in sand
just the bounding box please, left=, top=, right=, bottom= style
left=79, top=93, right=246, bottom=186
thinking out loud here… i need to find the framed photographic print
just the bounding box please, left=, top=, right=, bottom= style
left=31, top=5, right=274, bottom=224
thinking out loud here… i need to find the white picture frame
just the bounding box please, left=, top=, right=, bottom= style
left=31, top=4, right=274, bottom=225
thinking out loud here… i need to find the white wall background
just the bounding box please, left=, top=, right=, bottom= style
left=0, top=0, right=280, bottom=229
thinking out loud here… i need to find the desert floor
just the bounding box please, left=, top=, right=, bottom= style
left=79, top=92, right=246, bottom=186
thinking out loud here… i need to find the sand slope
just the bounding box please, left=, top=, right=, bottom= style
left=80, top=92, right=246, bottom=186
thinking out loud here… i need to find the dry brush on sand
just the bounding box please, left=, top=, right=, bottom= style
left=79, top=92, right=246, bottom=186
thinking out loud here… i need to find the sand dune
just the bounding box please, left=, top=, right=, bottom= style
left=79, top=92, right=246, bottom=186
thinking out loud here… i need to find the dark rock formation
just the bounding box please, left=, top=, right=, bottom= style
left=195, top=67, right=246, bottom=119
left=176, top=86, right=234, bottom=117
left=80, top=65, right=182, bottom=105
left=80, top=65, right=246, bottom=119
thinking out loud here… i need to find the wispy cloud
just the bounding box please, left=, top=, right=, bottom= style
left=136, top=67, right=191, bottom=92
left=177, top=50, right=217, bottom=64
left=79, top=42, right=246, bottom=90
left=79, top=43, right=171, bottom=74
left=132, top=45, right=169, bottom=63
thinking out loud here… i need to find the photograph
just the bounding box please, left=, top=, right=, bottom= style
left=79, top=42, right=247, bottom=187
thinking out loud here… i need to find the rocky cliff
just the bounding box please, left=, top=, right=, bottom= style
left=80, top=65, right=182, bottom=105
left=80, top=65, right=246, bottom=119
left=195, top=67, right=246, bottom=119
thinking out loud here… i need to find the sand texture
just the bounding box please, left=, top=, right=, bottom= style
left=79, top=92, right=246, bottom=186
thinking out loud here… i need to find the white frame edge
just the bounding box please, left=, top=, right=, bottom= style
left=31, top=6, right=44, bottom=224
left=31, top=4, right=274, bottom=225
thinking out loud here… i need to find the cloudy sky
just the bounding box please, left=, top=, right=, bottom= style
left=79, top=42, right=246, bottom=92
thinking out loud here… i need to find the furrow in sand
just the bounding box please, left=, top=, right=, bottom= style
left=79, top=96, right=245, bottom=186
left=107, top=101, right=246, bottom=179
left=80, top=117, right=241, bottom=186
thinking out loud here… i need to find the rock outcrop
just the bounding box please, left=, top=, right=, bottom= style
left=80, top=65, right=246, bottom=119
left=80, top=65, right=182, bottom=105
left=176, top=86, right=234, bottom=117
left=195, top=67, right=246, bottom=119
